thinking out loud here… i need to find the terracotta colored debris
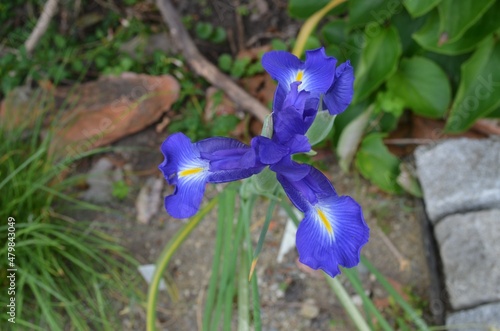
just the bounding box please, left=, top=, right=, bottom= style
left=52, top=73, right=179, bottom=156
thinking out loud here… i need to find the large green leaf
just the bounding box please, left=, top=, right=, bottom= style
left=413, top=3, right=500, bottom=55
left=387, top=56, right=450, bottom=118
left=487, top=107, right=500, bottom=118
left=392, top=8, right=427, bottom=56
left=353, top=25, right=402, bottom=103
left=355, top=133, right=402, bottom=194
left=322, top=20, right=348, bottom=45
left=445, top=38, right=500, bottom=132
left=288, top=0, right=346, bottom=19
left=348, top=0, right=401, bottom=28
left=403, top=0, right=442, bottom=18
left=437, top=0, right=496, bottom=44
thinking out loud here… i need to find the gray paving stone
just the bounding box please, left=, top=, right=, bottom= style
left=446, top=302, right=500, bottom=331
left=434, top=210, right=500, bottom=310
left=415, top=138, right=500, bottom=223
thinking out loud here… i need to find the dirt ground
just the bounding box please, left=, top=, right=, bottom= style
left=77, top=125, right=434, bottom=331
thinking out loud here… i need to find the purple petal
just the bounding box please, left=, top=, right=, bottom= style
left=159, top=133, right=209, bottom=218
left=252, top=136, right=290, bottom=165
left=273, top=83, right=319, bottom=142
left=286, top=134, right=311, bottom=154
left=323, top=61, right=354, bottom=115
left=165, top=173, right=207, bottom=219
left=196, top=137, right=264, bottom=183
left=276, top=164, right=321, bottom=209
left=296, top=195, right=369, bottom=277
left=272, top=85, right=287, bottom=112
left=273, top=159, right=311, bottom=183
left=262, top=51, right=303, bottom=88
left=301, top=48, right=337, bottom=94
left=159, top=133, right=264, bottom=218
left=159, top=133, right=206, bottom=185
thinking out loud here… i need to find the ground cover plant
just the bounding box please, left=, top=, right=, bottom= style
left=0, top=97, right=140, bottom=329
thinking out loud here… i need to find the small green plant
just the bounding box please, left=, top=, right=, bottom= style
left=217, top=54, right=264, bottom=78
left=168, top=96, right=240, bottom=141
left=195, top=22, right=227, bottom=44
left=112, top=180, right=130, bottom=200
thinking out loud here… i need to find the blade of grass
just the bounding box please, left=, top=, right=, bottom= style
left=0, top=146, right=45, bottom=190
left=146, top=196, right=218, bottom=331
left=223, top=188, right=238, bottom=331
left=237, top=246, right=250, bottom=331
left=249, top=199, right=277, bottom=281
left=250, top=269, right=262, bottom=331
left=211, top=189, right=236, bottom=331
left=202, top=191, right=227, bottom=331
left=94, top=282, right=112, bottom=331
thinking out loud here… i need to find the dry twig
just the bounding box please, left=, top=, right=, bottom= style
left=25, top=0, right=59, bottom=54
left=155, top=0, right=270, bottom=122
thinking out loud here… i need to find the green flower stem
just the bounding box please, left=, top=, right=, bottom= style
left=292, top=0, right=347, bottom=57
left=202, top=193, right=228, bottom=331
left=325, top=275, right=371, bottom=331
left=249, top=199, right=277, bottom=280
left=146, top=197, right=218, bottom=331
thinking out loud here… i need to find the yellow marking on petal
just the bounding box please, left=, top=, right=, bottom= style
left=317, top=208, right=333, bottom=234
left=295, top=70, right=304, bottom=82
left=178, top=167, right=203, bottom=177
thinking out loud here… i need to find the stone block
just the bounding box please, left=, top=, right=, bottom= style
left=434, top=210, right=500, bottom=309
left=446, top=302, right=500, bottom=331
left=415, top=138, right=500, bottom=223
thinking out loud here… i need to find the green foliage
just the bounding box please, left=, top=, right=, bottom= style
left=446, top=38, right=500, bottom=132
left=112, top=180, right=130, bottom=200
left=217, top=54, right=263, bottom=78
left=271, top=38, right=288, bottom=51
left=195, top=22, right=227, bottom=44
left=288, top=0, right=346, bottom=19
left=168, top=97, right=240, bottom=141
left=355, top=133, right=402, bottom=194
left=217, top=54, right=233, bottom=72
left=387, top=56, right=450, bottom=118
left=353, top=25, right=402, bottom=103
left=0, top=107, right=138, bottom=329
left=403, top=0, right=442, bottom=18
left=289, top=0, right=500, bottom=192
left=195, top=22, right=214, bottom=40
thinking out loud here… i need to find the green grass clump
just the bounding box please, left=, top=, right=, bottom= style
left=0, top=101, right=140, bottom=330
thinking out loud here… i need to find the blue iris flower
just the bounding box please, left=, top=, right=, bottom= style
left=159, top=47, right=368, bottom=277
left=262, top=47, right=354, bottom=115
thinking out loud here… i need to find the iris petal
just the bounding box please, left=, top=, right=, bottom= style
left=323, top=61, right=354, bottom=115
left=165, top=170, right=207, bottom=219
left=252, top=136, right=289, bottom=165
left=296, top=195, right=369, bottom=277
left=261, top=51, right=303, bottom=88
left=301, top=48, right=337, bottom=94
left=278, top=165, right=369, bottom=277
left=159, top=133, right=207, bottom=185
left=273, top=159, right=311, bottom=183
